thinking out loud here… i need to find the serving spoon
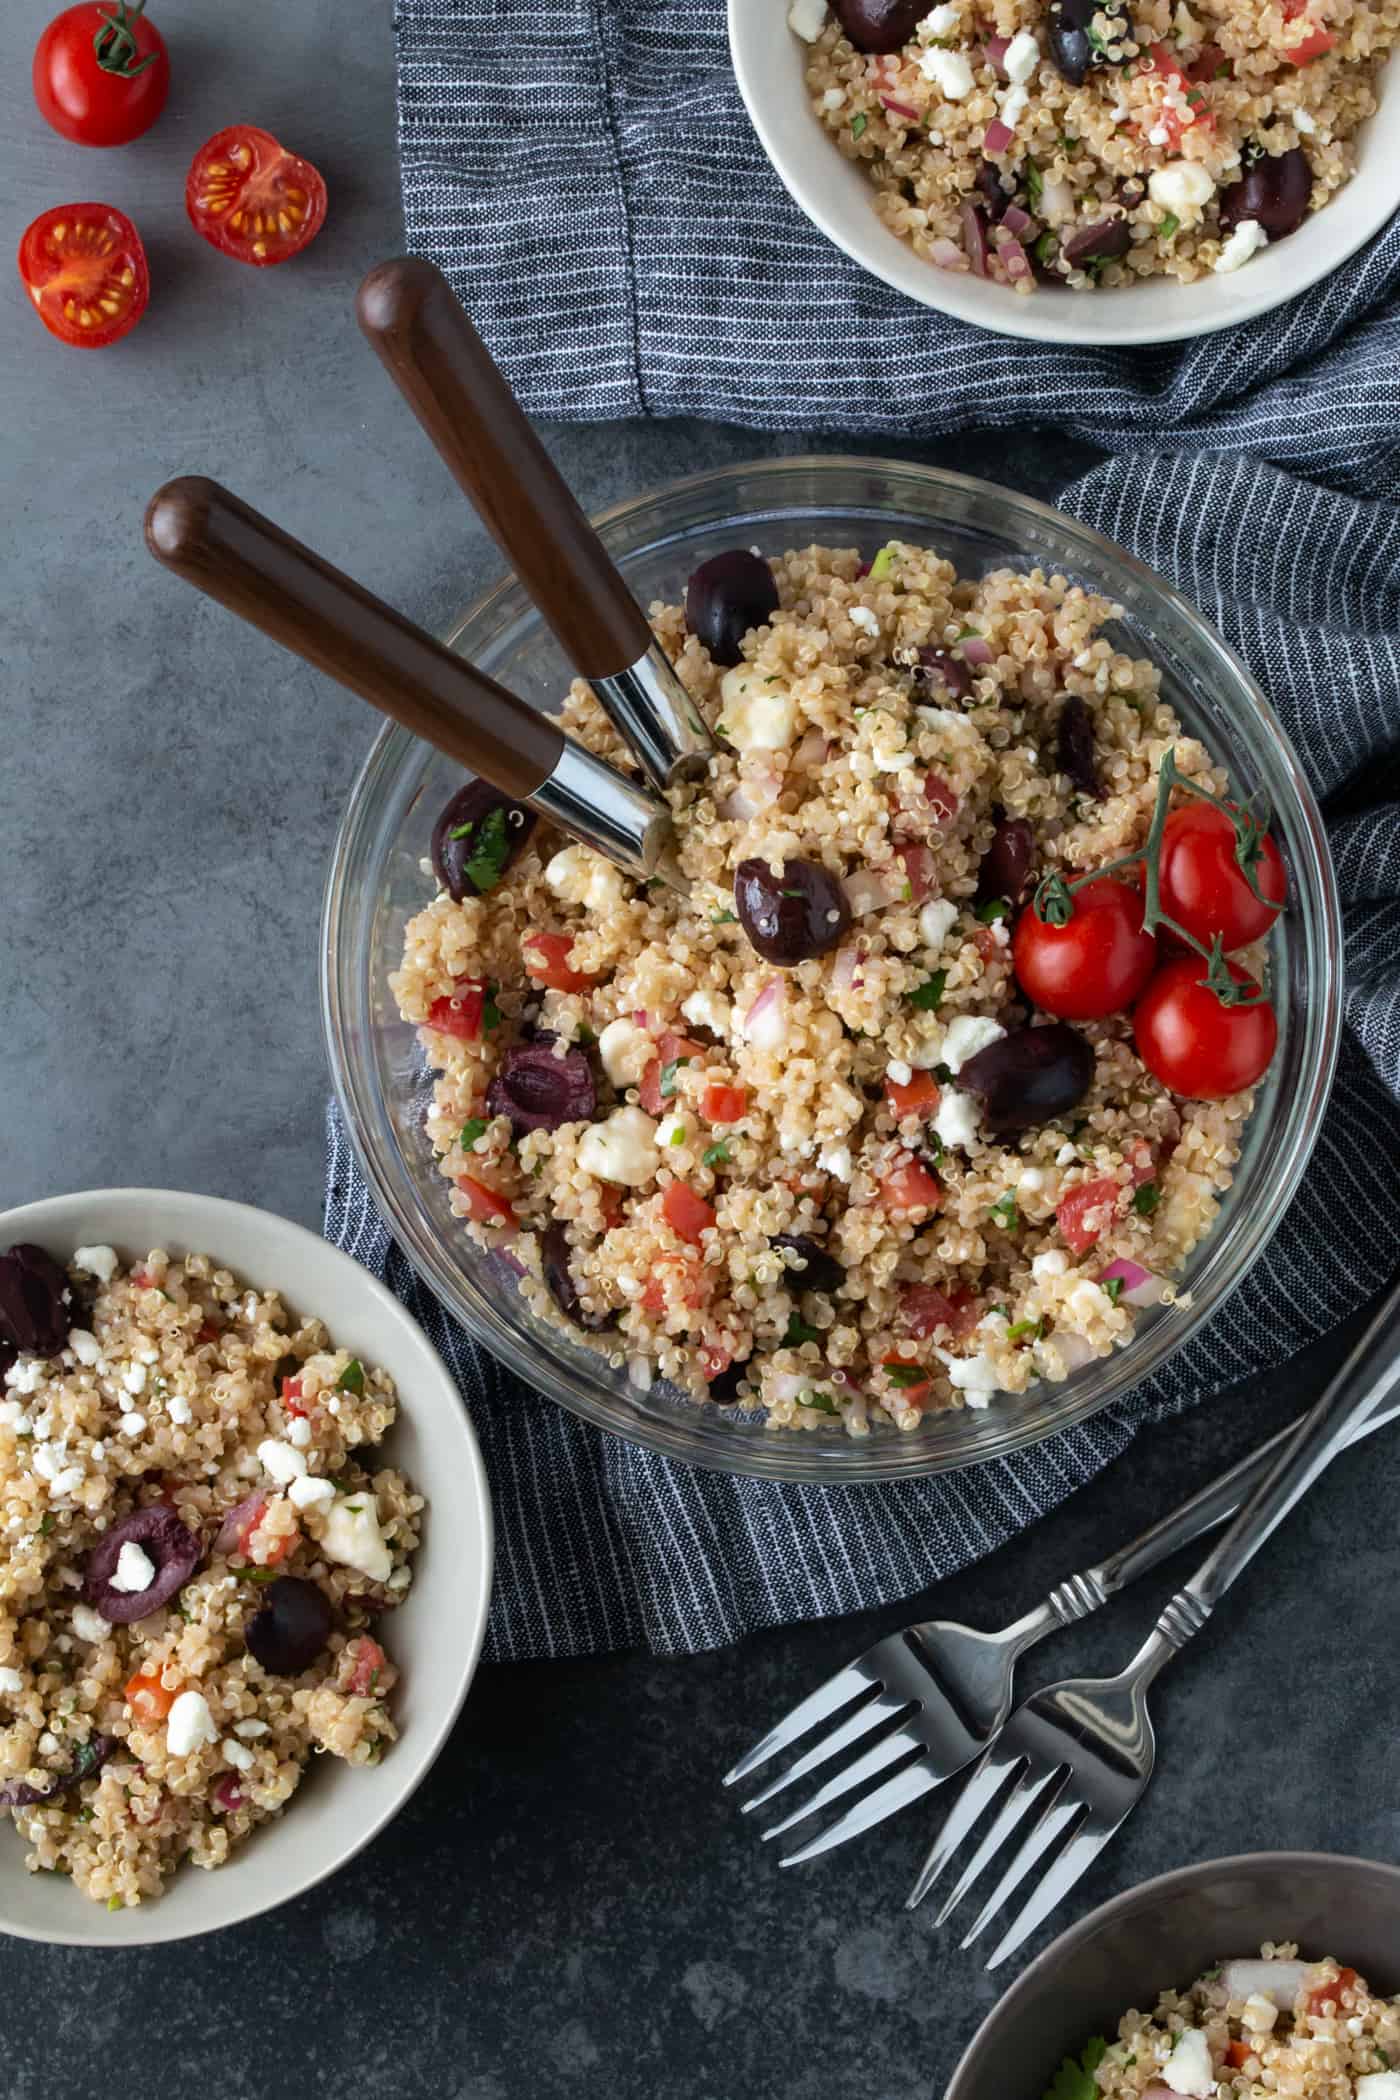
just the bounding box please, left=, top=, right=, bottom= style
left=143, top=476, right=685, bottom=891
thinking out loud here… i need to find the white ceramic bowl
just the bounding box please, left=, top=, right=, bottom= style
left=0, top=1188, right=493, bottom=1946
left=729, top=0, right=1399, bottom=344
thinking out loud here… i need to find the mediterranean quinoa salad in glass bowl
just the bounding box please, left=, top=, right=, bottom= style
left=1053, top=1947, right=1400, bottom=2100
left=0, top=1239, right=422, bottom=1908
left=391, top=535, right=1288, bottom=1440
left=786, top=0, right=1400, bottom=291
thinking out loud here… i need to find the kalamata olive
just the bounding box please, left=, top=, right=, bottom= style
left=431, top=781, right=536, bottom=903
left=914, top=644, right=972, bottom=702
left=771, top=1234, right=845, bottom=1296
left=735, top=858, right=852, bottom=967
left=1047, top=0, right=1129, bottom=84
left=541, top=1222, right=616, bottom=1333
left=706, top=1358, right=749, bottom=1404
left=976, top=814, right=1036, bottom=905
left=0, top=1734, right=115, bottom=1810
left=246, top=1576, right=334, bottom=1677
left=1219, top=148, right=1311, bottom=239
left=831, top=0, right=927, bottom=52
left=1057, top=694, right=1101, bottom=798
left=958, top=1022, right=1095, bottom=1133
left=0, top=1243, right=72, bottom=1360
left=83, top=1507, right=203, bottom=1625
left=685, top=550, right=780, bottom=670
left=1062, top=217, right=1132, bottom=268
left=486, top=1042, right=596, bottom=1135
left=975, top=159, right=1010, bottom=222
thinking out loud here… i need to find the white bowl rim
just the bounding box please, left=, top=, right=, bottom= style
left=0, top=1187, right=494, bottom=1947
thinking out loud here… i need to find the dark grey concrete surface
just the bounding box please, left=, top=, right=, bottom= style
left=0, top=5, right=1384, bottom=2097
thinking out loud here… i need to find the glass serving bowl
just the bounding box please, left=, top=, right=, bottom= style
left=322, top=458, right=1342, bottom=1484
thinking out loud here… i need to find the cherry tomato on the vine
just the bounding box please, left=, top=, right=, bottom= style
left=1134, top=957, right=1277, bottom=1099
left=1157, top=803, right=1286, bottom=953
left=1012, top=879, right=1158, bottom=1021
left=33, top=2, right=169, bottom=148
left=17, top=202, right=149, bottom=347
left=186, top=125, right=328, bottom=267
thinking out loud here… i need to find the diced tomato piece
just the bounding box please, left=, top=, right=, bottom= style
left=663, top=1183, right=716, bottom=1244
left=1056, top=1176, right=1123, bottom=1255
left=885, top=1069, right=941, bottom=1122
left=895, top=844, right=937, bottom=904
left=924, top=773, right=960, bottom=823
left=881, top=1359, right=934, bottom=1407
left=1142, top=43, right=1216, bottom=145
left=455, top=1174, right=518, bottom=1231
left=1282, top=0, right=1306, bottom=16
left=1225, top=2042, right=1252, bottom=2069
left=1307, top=1968, right=1359, bottom=2017
left=232, top=1495, right=296, bottom=1565
left=1126, top=1137, right=1156, bottom=1186
left=901, top=1283, right=961, bottom=1339
left=426, top=979, right=486, bottom=1040
left=1189, top=40, right=1229, bottom=80
left=699, top=1342, right=733, bottom=1382
left=597, top=1184, right=626, bottom=1231
left=345, top=1636, right=387, bottom=1698
left=195, top=1320, right=220, bottom=1345
left=280, top=1375, right=306, bottom=1417
left=700, top=1081, right=747, bottom=1125
left=879, top=1157, right=944, bottom=1213
left=125, top=1671, right=177, bottom=1724
left=639, top=1033, right=707, bottom=1117
left=1283, top=25, right=1335, bottom=59
left=131, top=1266, right=157, bottom=1290
left=973, top=923, right=1003, bottom=963
left=522, top=932, right=595, bottom=994
left=641, top=1254, right=712, bottom=1316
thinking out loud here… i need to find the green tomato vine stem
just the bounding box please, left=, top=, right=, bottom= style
left=94, top=0, right=158, bottom=79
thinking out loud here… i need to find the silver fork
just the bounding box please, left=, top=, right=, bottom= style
left=724, top=1326, right=1400, bottom=1869
left=910, top=1273, right=1400, bottom=1970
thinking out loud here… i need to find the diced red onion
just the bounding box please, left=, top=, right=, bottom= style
left=718, top=786, right=760, bottom=821
left=880, top=95, right=920, bottom=121
left=1099, top=1258, right=1167, bottom=1308
left=1052, top=1332, right=1097, bottom=1372
left=793, top=726, right=828, bottom=768
left=960, top=636, right=994, bottom=666
left=1001, top=204, right=1037, bottom=237
left=984, top=34, right=1011, bottom=72
left=962, top=201, right=991, bottom=277
left=842, top=868, right=898, bottom=918
left=929, top=237, right=970, bottom=272
left=741, top=979, right=786, bottom=1049
left=983, top=119, right=1015, bottom=154
left=1041, top=175, right=1074, bottom=221
left=1218, top=1960, right=1308, bottom=2006
left=212, top=1776, right=245, bottom=1814
left=831, top=944, right=864, bottom=993
left=214, top=1493, right=265, bottom=1556
left=632, top=1010, right=649, bottom=1027
left=998, top=232, right=1034, bottom=284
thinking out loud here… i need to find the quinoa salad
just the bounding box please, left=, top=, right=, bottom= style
left=788, top=0, right=1400, bottom=290
left=1062, top=1947, right=1400, bottom=2100
left=392, top=539, right=1284, bottom=1437
left=0, top=1241, right=422, bottom=1907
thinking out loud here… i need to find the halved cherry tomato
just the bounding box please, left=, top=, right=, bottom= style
left=426, top=980, right=486, bottom=1040
left=455, top=1174, right=517, bottom=1231
left=1134, top=959, right=1278, bottom=1099
left=185, top=125, right=327, bottom=267
left=639, top=1034, right=706, bottom=1117
left=1056, top=1176, right=1123, bottom=1255
left=885, top=1069, right=941, bottom=1121
left=1284, top=25, right=1335, bottom=59
left=924, top=774, right=959, bottom=822
left=1013, top=881, right=1157, bottom=1021
left=1307, top=1967, right=1359, bottom=2017
left=124, top=1669, right=177, bottom=1725
left=901, top=1283, right=979, bottom=1339
left=344, top=1636, right=387, bottom=1698
left=522, top=931, right=594, bottom=995
left=33, top=3, right=170, bottom=147
left=878, top=1157, right=944, bottom=1213
left=18, top=202, right=148, bottom=348
left=896, top=844, right=937, bottom=902
left=1158, top=804, right=1286, bottom=952
left=663, top=1183, right=716, bottom=1244
left=701, top=1082, right=747, bottom=1125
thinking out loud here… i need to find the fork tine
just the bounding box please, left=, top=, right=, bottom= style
left=931, top=1761, right=1064, bottom=1927
left=983, top=1821, right=1115, bottom=1972
left=958, top=1779, right=1082, bottom=1947
left=777, top=1756, right=944, bottom=1868
left=739, top=1686, right=914, bottom=1813
left=722, top=1659, right=880, bottom=1787
left=759, top=1716, right=922, bottom=1842
left=904, top=1744, right=1023, bottom=1912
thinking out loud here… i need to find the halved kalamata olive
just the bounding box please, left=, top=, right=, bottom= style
left=831, top=0, right=927, bottom=51
left=1057, top=694, right=1101, bottom=798
left=246, top=1576, right=334, bottom=1677
left=1047, top=0, right=1129, bottom=84
left=976, top=814, right=1036, bottom=905
left=0, top=1243, right=72, bottom=1360
left=0, top=1733, right=115, bottom=1810
left=958, top=1023, right=1095, bottom=1133
left=735, top=858, right=852, bottom=966
left=541, top=1223, right=616, bottom=1332
left=486, top=1042, right=596, bottom=1135
left=1219, top=148, right=1310, bottom=239
left=771, top=1234, right=845, bottom=1296
left=83, top=1507, right=203, bottom=1625
left=431, top=781, right=537, bottom=903
left=706, top=1359, right=748, bottom=1404
left=914, top=644, right=972, bottom=702
left=686, top=551, right=780, bottom=670
left=1062, top=217, right=1132, bottom=269
left=975, top=159, right=1010, bottom=222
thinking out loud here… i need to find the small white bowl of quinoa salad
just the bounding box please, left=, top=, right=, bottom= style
left=729, top=0, right=1400, bottom=342
left=0, top=1189, right=491, bottom=1946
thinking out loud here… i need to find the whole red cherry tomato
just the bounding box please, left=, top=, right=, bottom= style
left=1134, top=958, right=1277, bottom=1099
left=185, top=125, right=328, bottom=267
left=1157, top=802, right=1286, bottom=953
left=33, top=2, right=169, bottom=148
left=1012, top=880, right=1158, bottom=1021
left=17, top=202, right=149, bottom=348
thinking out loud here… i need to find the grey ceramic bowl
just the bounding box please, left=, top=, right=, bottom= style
left=947, top=1852, right=1400, bottom=2100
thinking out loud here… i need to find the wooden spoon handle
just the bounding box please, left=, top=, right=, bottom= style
left=144, top=476, right=562, bottom=800
left=357, top=257, right=654, bottom=682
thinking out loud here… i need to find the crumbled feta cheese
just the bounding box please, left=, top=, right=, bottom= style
left=74, top=1245, right=118, bottom=1284
left=935, top=1350, right=1002, bottom=1406
left=919, top=897, right=958, bottom=951
left=1055, top=1141, right=1078, bottom=1166
left=6, top=1359, right=44, bottom=1396
left=71, top=1605, right=108, bottom=1643
left=942, top=1014, right=1006, bottom=1072
left=0, top=1667, right=23, bottom=1695
left=1032, top=1249, right=1069, bottom=1280
left=119, top=1412, right=147, bottom=1439
left=1356, top=2077, right=1400, bottom=2100
left=122, top=1362, right=147, bottom=1396
left=49, top=1466, right=84, bottom=1500
left=1147, top=123, right=1170, bottom=146
left=110, top=1541, right=156, bottom=1594
left=933, top=1088, right=981, bottom=1151
left=681, top=989, right=731, bottom=1038
left=69, top=1330, right=101, bottom=1368
left=319, top=1493, right=393, bottom=1584
left=1242, top=1996, right=1279, bottom=2035
left=1148, top=159, right=1215, bottom=221
left=919, top=46, right=974, bottom=97
left=257, top=1437, right=308, bottom=1485
left=849, top=606, right=880, bottom=636
left=787, top=0, right=828, bottom=39
left=544, top=844, right=625, bottom=915
left=818, top=1143, right=853, bottom=1182
left=597, top=1017, right=654, bottom=1089
left=1215, top=219, right=1267, bottom=272
left=234, top=1719, right=270, bottom=1739
left=222, top=1738, right=255, bottom=1772
left=821, top=85, right=845, bottom=110
left=38, top=1731, right=60, bottom=1757
left=167, top=1393, right=192, bottom=1426
left=166, top=1689, right=218, bottom=1758
left=1162, top=2029, right=1214, bottom=2098
left=1019, top=1168, right=1046, bottom=1193
left=288, top=1473, right=336, bottom=1513
left=998, top=82, right=1030, bottom=128
left=718, top=666, right=797, bottom=751
left=286, top=1416, right=312, bottom=1449
left=1293, top=108, right=1316, bottom=134
left=1003, top=28, right=1039, bottom=79
left=577, top=1106, right=661, bottom=1187
left=918, top=3, right=957, bottom=34
left=886, top=1058, right=913, bottom=1087
left=655, top=1112, right=690, bottom=1149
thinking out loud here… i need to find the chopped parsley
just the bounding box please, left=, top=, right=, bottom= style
left=884, top=1362, right=928, bottom=1389
left=702, top=1141, right=731, bottom=1169
left=242, top=1566, right=281, bottom=1584
left=1042, top=2037, right=1107, bottom=2100
left=711, top=909, right=738, bottom=925
left=1033, top=229, right=1058, bottom=266
left=1132, top=1182, right=1161, bottom=1217
left=784, top=1316, right=822, bottom=1348
left=1007, top=1318, right=1043, bottom=1343
left=850, top=111, right=867, bottom=139
left=659, top=1056, right=691, bottom=1099
left=447, top=805, right=511, bottom=893
left=989, top=1191, right=1019, bottom=1232
left=909, top=971, right=947, bottom=1013
left=39, top=1514, right=55, bottom=1537
left=1377, top=2049, right=1392, bottom=2069
left=668, top=1124, right=686, bottom=1147
left=482, top=984, right=504, bottom=1033
left=799, top=1385, right=839, bottom=1415
left=337, top=1358, right=366, bottom=1395
left=459, top=1117, right=488, bottom=1150
left=1024, top=157, right=1044, bottom=206
left=107, top=1895, right=124, bottom=1913
left=1102, top=1276, right=1124, bottom=1306
left=976, top=898, right=1010, bottom=923
left=1158, top=211, right=1180, bottom=242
